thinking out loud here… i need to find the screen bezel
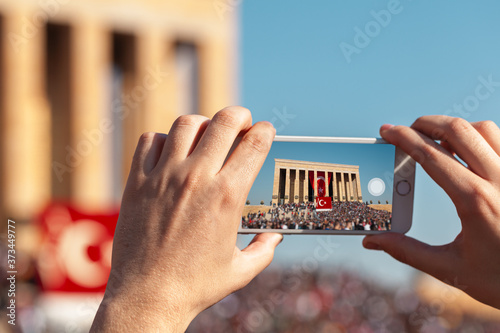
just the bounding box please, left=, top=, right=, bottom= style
left=238, top=135, right=415, bottom=235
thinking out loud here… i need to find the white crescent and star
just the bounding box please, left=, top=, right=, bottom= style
left=318, top=199, right=326, bottom=206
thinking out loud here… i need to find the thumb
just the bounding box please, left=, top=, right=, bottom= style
left=232, top=233, right=283, bottom=287
left=363, top=233, right=455, bottom=281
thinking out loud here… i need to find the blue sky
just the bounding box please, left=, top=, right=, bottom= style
left=236, top=0, right=500, bottom=287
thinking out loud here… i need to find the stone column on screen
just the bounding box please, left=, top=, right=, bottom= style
left=294, top=169, right=300, bottom=203
left=348, top=173, right=354, bottom=201
left=284, top=168, right=290, bottom=203
left=332, top=172, right=337, bottom=202
left=340, top=172, right=345, bottom=201
left=303, top=169, right=308, bottom=203
left=356, top=171, right=362, bottom=202
left=272, top=165, right=280, bottom=205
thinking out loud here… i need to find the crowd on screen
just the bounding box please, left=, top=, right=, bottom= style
left=242, top=201, right=391, bottom=231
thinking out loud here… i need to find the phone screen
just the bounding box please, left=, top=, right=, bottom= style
left=242, top=141, right=396, bottom=232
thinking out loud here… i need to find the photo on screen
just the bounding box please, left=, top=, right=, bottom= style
left=242, top=141, right=395, bottom=232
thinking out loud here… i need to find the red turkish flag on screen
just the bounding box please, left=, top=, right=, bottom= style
left=315, top=197, right=332, bottom=211
left=317, top=171, right=326, bottom=196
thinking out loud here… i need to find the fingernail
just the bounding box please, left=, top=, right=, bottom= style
left=271, top=234, right=284, bottom=245
left=364, top=242, right=382, bottom=251
left=261, top=121, right=275, bottom=128
left=380, top=124, right=394, bottom=133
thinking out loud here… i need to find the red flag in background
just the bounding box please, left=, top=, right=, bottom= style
left=37, top=203, right=119, bottom=293
left=316, top=197, right=332, bottom=211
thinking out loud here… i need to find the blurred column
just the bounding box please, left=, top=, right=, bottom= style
left=115, top=28, right=170, bottom=184
left=0, top=15, right=5, bottom=221
left=110, top=31, right=138, bottom=191
left=71, top=21, right=110, bottom=208
left=198, top=6, right=238, bottom=118
left=3, top=12, right=51, bottom=220
left=140, top=29, right=174, bottom=133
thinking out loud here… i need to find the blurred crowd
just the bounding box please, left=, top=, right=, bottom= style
left=188, top=268, right=500, bottom=333
left=242, top=202, right=391, bottom=231
left=2, top=239, right=500, bottom=332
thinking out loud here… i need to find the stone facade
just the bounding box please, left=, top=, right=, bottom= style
left=0, top=0, right=237, bottom=221
left=272, top=159, right=362, bottom=205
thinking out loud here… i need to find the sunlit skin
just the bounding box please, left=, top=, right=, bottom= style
left=364, top=116, right=500, bottom=309
left=91, top=111, right=500, bottom=332
left=91, top=107, right=282, bottom=332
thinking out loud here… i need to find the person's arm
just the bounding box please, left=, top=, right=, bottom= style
left=363, top=115, right=500, bottom=309
left=90, top=106, right=283, bottom=332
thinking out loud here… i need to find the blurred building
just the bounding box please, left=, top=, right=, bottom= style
left=0, top=1, right=238, bottom=331
left=0, top=0, right=238, bottom=224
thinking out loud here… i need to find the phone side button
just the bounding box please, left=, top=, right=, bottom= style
left=396, top=180, right=411, bottom=196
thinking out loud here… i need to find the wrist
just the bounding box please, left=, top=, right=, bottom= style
left=90, top=288, right=193, bottom=332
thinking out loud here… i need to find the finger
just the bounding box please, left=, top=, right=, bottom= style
left=130, top=132, right=167, bottom=177
left=189, top=106, right=253, bottom=174
left=470, top=120, right=500, bottom=157
left=218, top=121, right=275, bottom=203
left=158, top=115, right=210, bottom=166
left=231, top=233, right=283, bottom=289
left=363, top=233, right=456, bottom=282
left=411, top=116, right=500, bottom=181
left=439, top=140, right=455, bottom=156
left=380, top=124, right=472, bottom=204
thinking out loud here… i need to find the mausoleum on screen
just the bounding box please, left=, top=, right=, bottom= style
left=272, top=159, right=362, bottom=205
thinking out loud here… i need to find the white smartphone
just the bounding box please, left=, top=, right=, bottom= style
left=238, top=136, right=415, bottom=235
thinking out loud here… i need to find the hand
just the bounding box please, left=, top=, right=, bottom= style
left=363, top=116, right=500, bottom=309
left=91, top=106, right=283, bottom=332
